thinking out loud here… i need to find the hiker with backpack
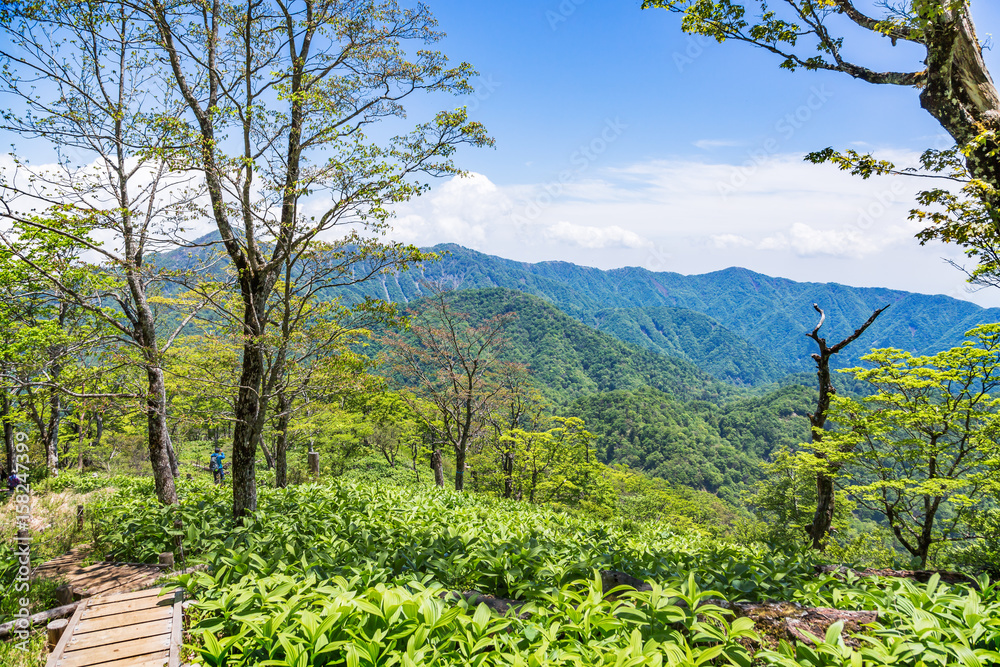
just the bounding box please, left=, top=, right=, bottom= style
left=7, top=469, right=20, bottom=492
left=210, top=446, right=226, bottom=485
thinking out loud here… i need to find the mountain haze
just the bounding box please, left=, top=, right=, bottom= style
left=155, top=236, right=1000, bottom=386
left=347, top=244, right=1000, bottom=384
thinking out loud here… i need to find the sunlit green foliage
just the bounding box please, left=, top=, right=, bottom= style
left=71, top=475, right=1000, bottom=666
left=815, top=323, right=1000, bottom=567
left=568, top=385, right=812, bottom=503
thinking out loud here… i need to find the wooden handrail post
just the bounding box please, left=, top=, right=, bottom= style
left=172, top=518, right=184, bottom=564
left=46, top=618, right=68, bottom=651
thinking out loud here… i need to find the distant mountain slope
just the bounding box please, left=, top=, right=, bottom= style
left=390, top=288, right=813, bottom=497
left=431, top=289, right=735, bottom=405
left=155, top=237, right=1000, bottom=385
left=590, top=306, right=788, bottom=386
left=566, top=384, right=813, bottom=502
left=347, top=244, right=1000, bottom=381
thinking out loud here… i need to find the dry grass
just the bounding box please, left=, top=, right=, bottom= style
left=0, top=488, right=106, bottom=662
left=0, top=490, right=101, bottom=562
left=0, top=629, right=46, bottom=667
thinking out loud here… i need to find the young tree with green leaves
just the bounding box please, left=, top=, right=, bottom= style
left=480, top=365, right=545, bottom=499
left=816, top=323, right=1000, bottom=567
left=0, top=228, right=116, bottom=477
left=142, top=0, right=492, bottom=517
left=345, top=389, right=424, bottom=472
left=501, top=417, right=612, bottom=510
left=0, top=0, right=221, bottom=502
left=383, top=291, right=519, bottom=491
left=252, top=241, right=409, bottom=488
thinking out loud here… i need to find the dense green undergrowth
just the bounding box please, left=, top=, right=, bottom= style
left=57, top=476, right=998, bottom=666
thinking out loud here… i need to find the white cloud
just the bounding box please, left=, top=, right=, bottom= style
left=712, top=234, right=753, bottom=248
left=389, top=172, right=512, bottom=250
left=758, top=223, right=868, bottom=258
left=756, top=221, right=925, bottom=259
left=543, top=221, right=651, bottom=249
left=387, top=153, right=1000, bottom=308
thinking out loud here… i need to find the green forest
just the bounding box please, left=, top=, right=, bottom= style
left=3, top=1, right=1000, bottom=666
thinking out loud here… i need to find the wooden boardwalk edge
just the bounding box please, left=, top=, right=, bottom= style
left=169, top=590, right=182, bottom=667
left=45, top=589, right=182, bottom=667
left=45, top=601, right=88, bottom=667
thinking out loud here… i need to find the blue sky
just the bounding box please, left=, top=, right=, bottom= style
left=387, top=1, right=1000, bottom=308
left=3, top=1, right=998, bottom=308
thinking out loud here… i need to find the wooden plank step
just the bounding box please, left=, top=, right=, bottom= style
left=57, top=635, right=173, bottom=667
left=71, top=569, right=154, bottom=585
left=77, top=563, right=121, bottom=574
left=88, top=588, right=167, bottom=606
left=47, top=589, right=181, bottom=667
left=81, top=596, right=172, bottom=620
left=75, top=606, right=172, bottom=634
left=84, top=579, right=162, bottom=599
left=87, top=574, right=161, bottom=591
left=57, top=649, right=170, bottom=667
left=108, top=656, right=170, bottom=667
left=66, top=618, right=171, bottom=652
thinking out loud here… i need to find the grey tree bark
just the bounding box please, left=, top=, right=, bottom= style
left=431, top=449, right=445, bottom=488
left=805, top=303, right=888, bottom=549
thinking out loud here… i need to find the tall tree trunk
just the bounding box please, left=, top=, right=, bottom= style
left=165, top=430, right=179, bottom=478
left=274, top=391, right=291, bottom=488
left=151, top=1, right=275, bottom=518
left=44, top=298, right=68, bottom=476
left=454, top=442, right=466, bottom=492
left=258, top=437, right=275, bottom=470
left=917, top=508, right=935, bottom=569
left=127, top=265, right=179, bottom=505
left=146, top=365, right=178, bottom=505
left=454, top=402, right=474, bottom=492
left=503, top=449, right=513, bottom=499
left=92, top=412, right=103, bottom=452
left=248, top=364, right=279, bottom=473
left=431, top=449, right=444, bottom=488
left=232, top=294, right=268, bottom=519
left=249, top=350, right=284, bottom=472
left=45, top=382, right=60, bottom=475
left=805, top=304, right=888, bottom=549
left=77, top=411, right=89, bottom=472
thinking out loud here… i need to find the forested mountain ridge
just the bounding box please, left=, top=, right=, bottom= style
left=397, top=288, right=737, bottom=405
left=344, top=243, right=1000, bottom=383
left=589, top=306, right=788, bottom=386
left=568, top=384, right=812, bottom=503
left=156, top=237, right=999, bottom=386
left=386, top=288, right=815, bottom=498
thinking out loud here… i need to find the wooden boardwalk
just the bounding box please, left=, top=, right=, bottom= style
left=46, top=588, right=182, bottom=667
left=33, top=546, right=165, bottom=598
